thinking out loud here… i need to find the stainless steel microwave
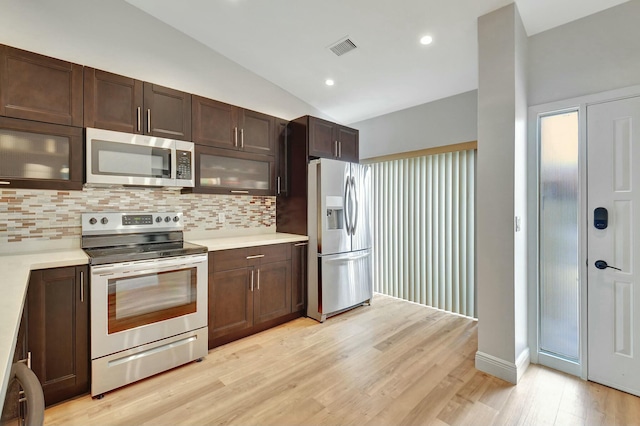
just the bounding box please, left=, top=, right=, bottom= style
left=85, top=128, right=194, bottom=188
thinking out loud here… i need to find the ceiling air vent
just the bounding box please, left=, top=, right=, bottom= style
left=329, top=38, right=357, bottom=56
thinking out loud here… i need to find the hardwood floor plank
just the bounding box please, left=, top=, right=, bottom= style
left=41, top=294, right=640, bottom=426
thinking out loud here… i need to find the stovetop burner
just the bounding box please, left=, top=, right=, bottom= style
left=81, top=212, right=207, bottom=265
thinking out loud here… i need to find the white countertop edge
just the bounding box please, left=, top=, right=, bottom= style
left=189, top=232, right=309, bottom=251
left=0, top=232, right=307, bottom=411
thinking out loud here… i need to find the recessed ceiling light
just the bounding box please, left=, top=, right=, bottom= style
left=325, top=79, right=335, bottom=86
left=420, top=35, right=433, bottom=45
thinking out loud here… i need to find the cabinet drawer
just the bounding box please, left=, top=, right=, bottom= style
left=209, top=243, right=290, bottom=272
left=210, top=248, right=248, bottom=272
left=245, top=243, right=289, bottom=264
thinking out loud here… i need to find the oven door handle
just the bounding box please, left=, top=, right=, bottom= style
left=91, top=254, right=207, bottom=276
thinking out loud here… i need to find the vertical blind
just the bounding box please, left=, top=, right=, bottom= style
left=371, top=149, right=476, bottom=318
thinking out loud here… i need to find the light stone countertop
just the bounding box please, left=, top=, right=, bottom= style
left=189, top=232, right=308, bottom=251
left=0, top=232, right=307, bottom=413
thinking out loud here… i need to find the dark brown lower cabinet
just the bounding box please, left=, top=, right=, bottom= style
left=27, top=266, right=89, bottom=406
left=208, top=242, right=305, bottom=348
left=254, top=260, right=291, bottom=324
left=291, top=242, right=308, bottom=313
left=209, top=268, right=253, bottom=340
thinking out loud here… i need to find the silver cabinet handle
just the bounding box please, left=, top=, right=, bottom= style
left=294, top=242, right=308, bottom=247
left=250, top=269, right=254, bottom=292
left=277, top=176, right=281, bottom=195
left=257, top=269, right=260, bottom=290
left=246, top=254, right=265, bottom=260
left=240, top=129, right=244, bottom=149
left=338, top=141, right=342, bottom=158
left=0, top=181, right=10, bottom=185
left=147, top=109, right=151, bottom=133
left=136, top=107, right=141, bottom=132
left=80, top=270, right=84, bottom=303
left=335, top=141, right=339, bottom=157
left=234, top=127, right=238, bottom=147
left=230, top=190, right=249, bottom=194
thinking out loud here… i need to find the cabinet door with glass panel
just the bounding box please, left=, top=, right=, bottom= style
left=0, top=117, right=83, bottom=190
left=193, top=145, right=275, bottom=196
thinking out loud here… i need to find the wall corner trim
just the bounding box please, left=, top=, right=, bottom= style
left=475, top=348, right=530, bottom=384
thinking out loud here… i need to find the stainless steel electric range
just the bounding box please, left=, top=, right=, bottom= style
left=81, top=212, right=208, bottom=398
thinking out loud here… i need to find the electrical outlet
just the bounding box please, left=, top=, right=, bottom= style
left=218, top=213, right=225, bottom=224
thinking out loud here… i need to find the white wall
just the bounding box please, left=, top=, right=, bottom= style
left=475, top=3, right=529, bottom=384
left=350, top=90, right=477, bottom=159
left=0, top=0, right=327, bottom=121
left=528, top=0, right=640, bottom=106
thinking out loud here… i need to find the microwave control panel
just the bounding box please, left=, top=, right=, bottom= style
left=176, top=150, right=192, bottom=180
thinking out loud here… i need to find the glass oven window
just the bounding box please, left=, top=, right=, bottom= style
left=107, top=267, right=196, bottom=334
left=92, top=139, right=171, bottom=178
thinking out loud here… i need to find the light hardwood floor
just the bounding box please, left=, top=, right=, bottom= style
left=44, top=294, right=640, bottom=425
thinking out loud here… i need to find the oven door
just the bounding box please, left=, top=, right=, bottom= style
left=90, top=253, right=208, bottom=359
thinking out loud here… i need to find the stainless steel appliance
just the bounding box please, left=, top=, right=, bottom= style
left=307, top=158, right=373, bottom=322
left=85, top=128, right=195, bottom=188
left=81, top=212, right=208, bottom=397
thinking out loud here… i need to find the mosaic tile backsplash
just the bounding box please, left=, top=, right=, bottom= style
left=1, top=187, right=275, bottom=247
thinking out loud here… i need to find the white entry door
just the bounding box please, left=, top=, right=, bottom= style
left=587, top=96, right=640, bottom=396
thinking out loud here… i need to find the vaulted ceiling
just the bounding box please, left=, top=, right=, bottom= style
left=126, top=0, right=629, bottom=123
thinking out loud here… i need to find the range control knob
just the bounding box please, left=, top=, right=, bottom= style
left=165, top=216, right=171, bottom=223
left=155, top=216, right=163, bottom=223
left=100, top=217, right=109, bottom=225
left=173, top=216, right=180, bottom=222
left=89, top=217, right=97, bottom=225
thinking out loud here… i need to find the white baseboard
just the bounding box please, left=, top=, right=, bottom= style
left=475, top=348, right=530, bottom=384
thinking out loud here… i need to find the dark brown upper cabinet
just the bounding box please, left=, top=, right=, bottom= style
left=0, top=45, right=83, bottom=127
left=275, top=118, right=289, bottom=197
left=84, top=68, right=192, bottom=141
left=192, top=95, right=275, bottom=155
left=194, top=144, right=275, bottom=196
left=0, top=116, right=83, bottom=190
left=84, top=68, right=143, bottom=134
left=308, top=116, right=359, bottom=163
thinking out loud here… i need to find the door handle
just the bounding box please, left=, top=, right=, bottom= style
left=147, top=109, right=151, bottom=133
left=240, top=129, right=244, bottom=149
left=594, top=260, right=622, bottom=271
left=234, top=127, right=238, bottom=147
left=344, top=178, right=352, bottom=234
left=250, top=269, right=254, bottom=291
left=136, top=107, right=141, bottom=132
left=257, top=269, right=260, bottom=290
left=351, top=177, right=358, bottom=236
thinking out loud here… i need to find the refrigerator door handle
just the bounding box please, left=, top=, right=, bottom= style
left=351, top=177, right=359, bottom=236
left=344, top=177, right=352, bottom=235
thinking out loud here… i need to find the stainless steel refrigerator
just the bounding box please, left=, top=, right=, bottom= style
left=307, top=158, right=373, bottom=322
